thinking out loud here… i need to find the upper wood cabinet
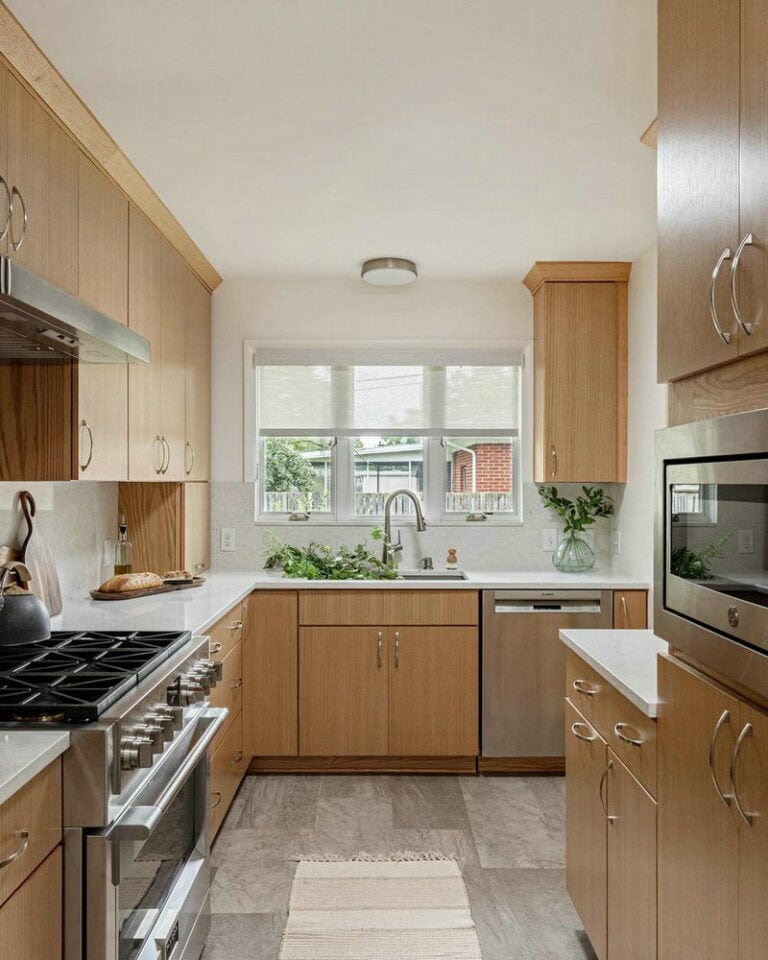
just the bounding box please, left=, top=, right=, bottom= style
left=658, top=0, right=768, bottom=382
left=523, top=262, right=630, bottom=483
left=184, top=268, right=211, bottom=481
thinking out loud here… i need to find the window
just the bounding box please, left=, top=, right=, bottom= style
left=250, top=346, right=523, bottom=523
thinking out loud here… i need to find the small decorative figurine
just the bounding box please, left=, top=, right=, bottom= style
left=446, top=548, right=458, bottom=569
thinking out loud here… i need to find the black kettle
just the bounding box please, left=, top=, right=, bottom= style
left=0, top=561, right=51, bottom=645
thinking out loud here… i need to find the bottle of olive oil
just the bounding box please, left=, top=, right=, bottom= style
left=114, top=515, right=134, bottom=575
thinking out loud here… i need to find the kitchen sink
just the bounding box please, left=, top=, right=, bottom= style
left=397, top=570, right=468, bottom=581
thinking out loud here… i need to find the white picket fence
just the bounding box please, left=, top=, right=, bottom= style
left=264, top=490, right=515, bottom=515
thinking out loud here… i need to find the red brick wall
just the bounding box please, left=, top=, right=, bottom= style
left=451, top=443, right=512, bottom=492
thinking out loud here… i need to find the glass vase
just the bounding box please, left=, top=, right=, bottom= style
left=552, top=531, right=595, bottom=573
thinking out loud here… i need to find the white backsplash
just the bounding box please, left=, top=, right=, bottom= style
left=0, top=482, right=118, bottom=596
left=210, top=481, right=623, bottom=573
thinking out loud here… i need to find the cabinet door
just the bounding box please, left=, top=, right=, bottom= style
left=128, top=206, right=164, bottom=480
left=77, top=154, right=129, bottom=480
left=564, top=699, right=607, bottom=960
left=606, top=750, right=657, bottom=960
left=657, top=656, right=739, bottom=960
left=209, top=711, right=247, bottom=840
left=6, top=69, right=78, bottom=293
left=388, top=627, right=477, bottom=756
left=536, top=282, right=624, bottom=482
left=0, top=64, right=9, bottom=256
left=612, top=590, right=648, bottom=629
left=159, top=243, right=187, bottom=481
left=182, top=482, right=210, bottom=575
left=184, top=272, right=211, bottom=480
left=299, top=627, right=388, bottom=756
left=0, top=847, right=61, bottom=960
left=657, top=0, right=741, bottom=381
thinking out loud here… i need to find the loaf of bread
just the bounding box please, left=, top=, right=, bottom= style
left=98, top=572, right=164, bottom=593
left=162, top=569, right=194, bottom=581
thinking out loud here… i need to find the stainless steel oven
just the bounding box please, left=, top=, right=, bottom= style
left=656, top=408, right=768, bottom=696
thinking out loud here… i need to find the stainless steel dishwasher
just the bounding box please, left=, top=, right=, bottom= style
left=482, top=589, right=612, bottom=760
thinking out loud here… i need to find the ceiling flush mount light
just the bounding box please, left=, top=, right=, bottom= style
left=361, top=257, right=418, bottom=286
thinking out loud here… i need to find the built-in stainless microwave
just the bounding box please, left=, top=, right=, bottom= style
left=655, top=408, right=768, bottom=698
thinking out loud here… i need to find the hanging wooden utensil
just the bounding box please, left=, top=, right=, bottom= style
left=16, top=491, right=62, bottom=616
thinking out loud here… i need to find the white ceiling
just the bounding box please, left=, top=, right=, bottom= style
left=8, top=0, right=657, bottom=281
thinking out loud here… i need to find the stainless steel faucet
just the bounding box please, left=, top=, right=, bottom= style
left=382, top=489, right=427, bottom=567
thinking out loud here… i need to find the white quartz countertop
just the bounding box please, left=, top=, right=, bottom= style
left=0, top=731, right=70, bottom=806
left=559, top=629, right=668, bottom=718
left=51, top=570, right=649, bottom=636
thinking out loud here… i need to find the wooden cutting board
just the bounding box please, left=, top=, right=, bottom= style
left=89, top=577, right=205, bottom=601
left=16, top=491, right=62, bottom=616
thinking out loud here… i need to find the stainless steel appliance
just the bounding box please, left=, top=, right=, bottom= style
left=0, top=629, right=227, bottom=960
left=656, top=407, right=768, bottom=697
left=481, top=589, right=612, bottom=758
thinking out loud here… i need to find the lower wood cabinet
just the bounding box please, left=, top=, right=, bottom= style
left=0, top=846, right=62, bottom=960
left=209, top=711, right=247, bottom=840
left=612, top=590, right=648, bottom=629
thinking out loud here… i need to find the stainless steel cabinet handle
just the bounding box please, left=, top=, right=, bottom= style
left=230, top=678, right=243, bottom=689
left=730, top=722, right=755, bottom=826
left=710, top=247, right=733, bottom=344
left=229, top=620, right=243, bottom=631
left=211, top=642, right=223, bottom=654
left=730, top=233, right=754, bottom=335
left=9, top=186, right=27, bottom=252
left=0, top=176, right=10, bottom=242
left=230, top=750, right=243, bottom=765
left=599, top=760, right=616, bottom=823
left=79, top=419, right=94, bottom=471
left=154, top=435, right=165, bottom=475
left=0, top=831, right=29, bottom=870
left=709, top=709, right=734, bottom=807
left=185, top=440, right=195, bottom=476
left=210, top=791, right=222, bottom=810
left=377, top=631, right=383, bottom=669
left=572, top=678, right=599, bottom=697
left=620, top=595, right=628, bottom=628
left=551, top=443, right=558, bottom=478
left=571, top=721, right=597, bottom=742
left=161, top=436, right=171, bottom=474
left=394, top=631, right=400, bottom=668
left=614, top=722, right=644, bottom=747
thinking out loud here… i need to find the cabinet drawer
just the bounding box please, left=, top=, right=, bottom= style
left=209, top=712, right=247, bottom=840
left=566, top=651, right=609, bottom=725
left=207, top=601, right=245, bottom=660
left=0, top=760, right=62, bottom=907
left=299, top=590, right=479, bottom=626
left=597, top=683, right=657, bottom=797
left=0, top=845, right=62, bottom=960
left=209, top=642, right=243, bottom=754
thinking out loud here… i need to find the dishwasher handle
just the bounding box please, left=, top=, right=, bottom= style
left=493, top=600, right=603, bottom=614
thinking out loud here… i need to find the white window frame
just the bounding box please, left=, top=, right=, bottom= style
left=244, top=341, right=529, bottom=527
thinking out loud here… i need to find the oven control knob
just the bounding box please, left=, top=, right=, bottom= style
left=120, top=736, right=154, bottom=771
left=197, top=659, right=223, bottom=682
left=179, top=678, right=205, bottom=705
left=135, top=722, right=166, bottom=753
left=155, top=703, right=183, bottom=731
left=145, top=712, right=175, bottom=742
left=187, top=668, right=212, bottom=694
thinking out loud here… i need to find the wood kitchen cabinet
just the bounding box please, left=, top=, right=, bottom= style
left=159, top=241, right=188, bottom=481
left=0, top=846, right=62, bottom=960
left=184, top=270, right=211, bottom=480
left=523, top=262, right=630, bottom=483
left=613, top=590, right=648, bottom=629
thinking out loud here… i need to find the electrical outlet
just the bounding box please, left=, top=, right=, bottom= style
left=220, top=528, right=236, bottom=552
left=582, top=530, right=595, bottom=549
left=738, top=529, right=755, bottom=554
left=542, top=529, right=557, bottom=551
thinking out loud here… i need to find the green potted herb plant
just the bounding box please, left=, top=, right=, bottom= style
left=538, top=485, right=614, bottom=573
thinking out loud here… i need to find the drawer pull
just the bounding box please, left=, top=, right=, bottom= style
left=394, top=631, right=400, bottom=668
left=709, top=709, right=734, bottom=807
left=228, top=621, right=243, bottom=631
left=230, top=750, right=243, bottom=766
left=211, top=642, right=223, bottom=654
left=210, top=791, right=222, bottom=809
left=730, top=722, right=756, bottom=827
left=0, top=831, right=29, bottom=871
left=230, top=678, right=243, bottom=689
left=614, top=722, right=644, bottom=747
left=376, top=632, right=383, bottom=669
left=571, top=721, right=597, bottom=743
left=572, top=678, right=599, bottom=697
left=599, top=761, right=617, bottom=824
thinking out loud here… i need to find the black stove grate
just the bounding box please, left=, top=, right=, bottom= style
left=0, top=630, right=191, bottom=722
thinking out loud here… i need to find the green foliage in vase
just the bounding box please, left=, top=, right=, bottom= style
left=537, top=485, right=614, bottom=535
left=262, top=528, right=399, bottom=581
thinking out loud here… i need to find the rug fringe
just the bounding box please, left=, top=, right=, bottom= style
left=290, top=850, right=460, bottom=863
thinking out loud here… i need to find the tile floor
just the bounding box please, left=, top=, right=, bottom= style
left=203, top=773, right=598, bottom=960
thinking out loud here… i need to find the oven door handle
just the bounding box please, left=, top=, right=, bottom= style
left=106, top=708, right=229, bottom=842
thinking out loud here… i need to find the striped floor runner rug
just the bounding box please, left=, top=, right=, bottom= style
left=278, top=857, right=483, bottom=959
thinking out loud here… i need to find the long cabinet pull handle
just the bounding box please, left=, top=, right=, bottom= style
left=185, top=440, right=195, bottom=476
left=228, top=621, right=243, bottom=631
left=572, top=678, right=599, bottom=697
left=730, top=233, right=754, bottom=335
left=614, top=722, right=644, bottom=747
left=394, top=631, right=400, bottom=668
left=80, top=419, right=94, bottom=471
left=0, top=831, right=29, bottom=870
left=0, top=176, right=10, bottom=242
left=709, top=709, right=734, bottom=807
left=598, top=760, right=616, bottom=823
left=710, top=247, right=733, bottom=344
left=154, top=435, right=165, bottom=475
left=551, top=443, right=558, bottom=478
left=210, top=642, right=223, bottom=654
left=620, top=595, right=628, bottom=628
left=571, top=721, right=598, bottom=743
left=730, top=722, right=755, bottom=827
left=377, top=632, right=383, bottom=669
left=210, top=791, right=222, bottom=810
left=9, top=186, right=27, bottom=252
left=161, top=437, right=171, bottom=474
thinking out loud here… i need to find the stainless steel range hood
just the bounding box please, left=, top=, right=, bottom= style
left=0, top=256, right=150, bottom=363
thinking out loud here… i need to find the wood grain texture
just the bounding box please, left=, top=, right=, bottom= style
left=243, top=591, right=298, bottom=758
left=247, top=756, right=478, bottom=774
left=657, top=0, right=741, bottom=382
left=566, top=650, right=608, bottom=727
left=657, top=654, right=739, bottom=960
left=184, top=272, right=211, bottom=481
left=0, top=846, right=62, bottom=960
left=612, top=590, right=648, bottom=629
left=668, top=350, right=768, bottom=425
left=388, top=627, right=479, bottom=756
left=299, top=627, right=389, bottom=756
left=0, top=758, right=61, bottom=907
left=298, top=590, right=479, bottom=626
left=736, top=697, right=768, bottom=958
left=477, top=756, right=565, bottom=773
left=209, top=640, right=243, bottom=755
left=182, top=481, right=210, bottom=574
left=522, top=260, right=631, bottom=295
left=606, top=749, right=657, bottom=960
left=0, top=7, right=220, bottom=291
left=209, top=711, right=247, bottom=840
left=117, top=481, right=182, bottom=575
left=208, top=602, right=245, bottom=662
left=564, top=699, right=607, bottom=960
left=596, top=681, right=658, bottom=797
left=0, top=361, right=74, bottom=480
left=159, top=241, right=187, bottom=481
